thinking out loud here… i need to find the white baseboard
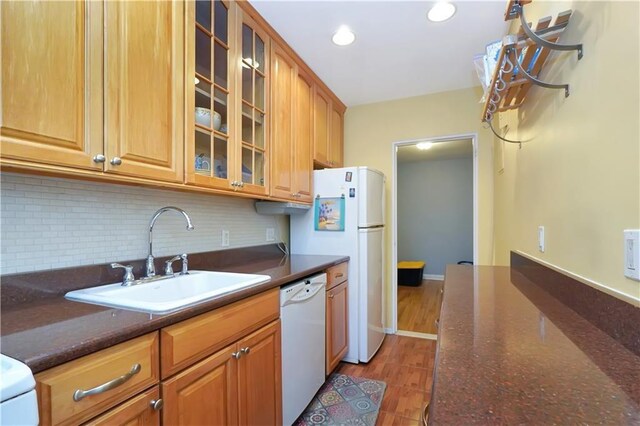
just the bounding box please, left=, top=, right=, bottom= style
left=384, top=328, right=395, bottom=334
left=423, top=274, right=444, bottom=281
left=396, top=330, right=438, bottom=340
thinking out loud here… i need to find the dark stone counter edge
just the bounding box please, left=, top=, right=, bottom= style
left=511, top=251, right=640, bottom=357
left=0, top=245, right=349, bottom=372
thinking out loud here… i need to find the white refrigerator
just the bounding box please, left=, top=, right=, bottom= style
left=291, top=167, right=385, bottom=363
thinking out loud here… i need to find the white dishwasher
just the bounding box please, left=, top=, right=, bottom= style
left=280, top=273, right=326, bottom=426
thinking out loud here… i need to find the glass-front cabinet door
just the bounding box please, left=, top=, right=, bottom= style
left=237, top=13, right=268, bottom=195
left=186, top=0, right=233, bottom=189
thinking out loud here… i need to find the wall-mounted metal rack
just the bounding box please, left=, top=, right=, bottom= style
left=482, top=0, right=584, bottom=144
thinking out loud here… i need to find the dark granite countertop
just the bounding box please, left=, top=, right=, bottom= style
left=430, top=265, right=640, bottom=425
left=0, top=245, right=348, bottom=373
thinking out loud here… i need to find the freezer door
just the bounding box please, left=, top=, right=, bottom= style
left=358, top=227, right=385, bottom=362
left=358, top=168, right=385, bottom=227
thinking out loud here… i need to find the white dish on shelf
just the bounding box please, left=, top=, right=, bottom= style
left=195, top=107, right=211, bottom=127
left=213, top=111, right=222, bottom=131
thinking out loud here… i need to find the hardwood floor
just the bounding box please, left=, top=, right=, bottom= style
left=335, top=335, right=437, bottom=425
left=397, top=280, right=444, bottom=334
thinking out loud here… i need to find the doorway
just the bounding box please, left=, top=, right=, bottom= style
left=390, top=134, right=478, bottom=338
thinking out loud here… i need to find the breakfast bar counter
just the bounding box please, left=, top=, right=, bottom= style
left=429, top=264, right=640, bottom=424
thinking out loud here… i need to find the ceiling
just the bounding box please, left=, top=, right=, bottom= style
left=250, top=0, right=509, bottom=106
left=397, top=138, right=473, bottom=163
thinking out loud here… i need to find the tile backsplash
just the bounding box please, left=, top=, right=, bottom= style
left=0, top=173, right=288, bottom=275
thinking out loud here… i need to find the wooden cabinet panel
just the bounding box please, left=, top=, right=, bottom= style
left=329, top=106, right=344, bottom=168
left=160, top=288, right=279, bottom=378
left=235, top=10, right=270, bottom=196
left=270, top=44, right=296, bottom=200
left=327, top=262, right=348, bottom=290
left=85, top=386, right=161, bottom=426
left=237, top=320, right=282, bottom=426
left=0, top=0, right=103, bottom=170
left=294, top=69, right=314, bottom=202
left=326, top=281, right=349, bottom=375
left=162, top=343, right=238, bottom=426
left=105, top=0, right=184, bottom=182
left=313, top=87, right=330, bottom=166
left=36, top=333, right=159, bottom=426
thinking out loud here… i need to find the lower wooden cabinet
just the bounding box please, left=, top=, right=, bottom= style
left=35, top=333, right=159, bottom=426
left=161, top=320, right=282, bottom=425
left=326, top=280, right=349, bottom=374
left=84, top=386, right=161, bottom=426
left=237, top=320, right=282, bottom=426
left=162, top=343, right=238, bottom=425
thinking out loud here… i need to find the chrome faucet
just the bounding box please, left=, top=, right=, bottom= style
left=146, top=207, right=194, bottom=277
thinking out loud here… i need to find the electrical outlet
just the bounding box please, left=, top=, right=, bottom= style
left=266, top=228, right=275, bottom=242
left=538, top=226, right=545, bottom=253
left=624, top=229, right=640, bottom=281
left=221, top=230, right=230, bottom=247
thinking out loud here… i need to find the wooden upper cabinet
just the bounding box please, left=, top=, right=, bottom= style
left=236, top=10, right=269, bottom=196
left=104, top=0, right=184, bottom=182
left=186, top=0, right=236, bottom=191
left=270, top=44, right=296, bottom=200
left=0, top=0, right=103, bottom=170
left=294, top=69, right=314, bottom=202
left=270, top=43, right=313, bottom=203
left=313, top=87, right=331, bottom=167
left=329, top=105, right=344, bottom=168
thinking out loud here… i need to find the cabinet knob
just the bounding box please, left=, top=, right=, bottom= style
left=110, top=157, right=122, bottom=166
left=93, top=154, right=106, bottom=163
left=240, top=347, right=250, bottom=355
left=239, top=182, right=245, bottom=188
left=231, top=351, right=242, bottom=359
left=150, top=398, right=164, bottom=411
left=328, top=292, right=334, bottom=299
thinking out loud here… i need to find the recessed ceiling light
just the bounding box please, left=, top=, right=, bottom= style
left=332, top=26, right=355, bottom=46
left=416, top=142, right=433, bottom=150
left=427, top=2, right=456, bottom=22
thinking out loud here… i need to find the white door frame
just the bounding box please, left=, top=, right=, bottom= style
left=389, top=133, right=479, bottom=334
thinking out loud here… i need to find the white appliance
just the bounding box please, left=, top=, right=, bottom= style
left=0, top=354, right=39, bottom=426
left=280, top=274, right=326, bottom=426
left=291, top=167, right=385, bottom=363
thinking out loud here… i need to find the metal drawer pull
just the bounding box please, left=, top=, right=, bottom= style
left=335, top=273, right=344, bottom=278
left=422, top=402, right=430, bottom=425
left=150, top=399, right=164, bottom=411
left=72, top=363, right=141, bottom=402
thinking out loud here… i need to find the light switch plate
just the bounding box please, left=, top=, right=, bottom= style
left=624, top=229, right=640, bottom=281
left=538, top=226, right=545, bottom=253
left=221, top=230, right=230, bottom=247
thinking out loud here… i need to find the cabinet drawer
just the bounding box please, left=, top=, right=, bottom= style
left=327, top=262, right=348, bottom=289
left=160, top=288, right=279, bottom=378
left=36, top=332, right=159, bottom=426
left=84, top=386, right=160, bottom=426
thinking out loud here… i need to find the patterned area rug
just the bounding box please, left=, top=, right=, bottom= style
left=294, top=373, right=387, bottom=426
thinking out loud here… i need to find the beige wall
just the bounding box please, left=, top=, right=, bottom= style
left=344, top=87, right=495, bottom=327
left=494, top=1, right=640, bottom=303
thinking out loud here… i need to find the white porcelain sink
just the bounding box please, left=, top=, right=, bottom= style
left=65, top=271, right=271, bottom=314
